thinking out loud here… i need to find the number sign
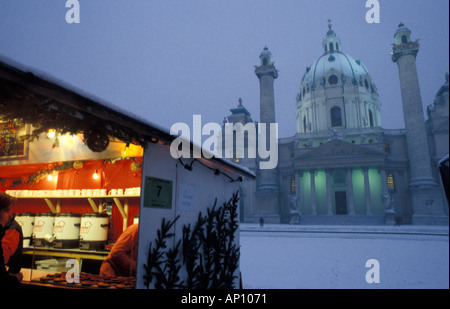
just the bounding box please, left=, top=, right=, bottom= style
left=143, top=176, right=173, bottom=209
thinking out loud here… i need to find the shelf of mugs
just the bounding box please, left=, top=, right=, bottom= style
left=6, top=188, right=140, bottom=221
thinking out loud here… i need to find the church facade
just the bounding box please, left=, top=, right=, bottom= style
left=225, top=23, right=449, bottom=225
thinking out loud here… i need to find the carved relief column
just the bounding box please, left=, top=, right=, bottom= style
left=295, top=170, right=302, bottom=213
left=380, top=167, right=388, bottom=194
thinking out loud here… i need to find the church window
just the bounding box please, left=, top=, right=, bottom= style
left=365, top=79, right=369, bottom=89
left=330, top=106, right=342, bottom=127
left=401, top=35, right=408, bottom=44
left=369, top=110, right=374, bottom=127
left=303, top=116, right=307, bottom=133
left=336, top=43, right=339, bottom=51
left=291, top=177, right=296, bottom=194
left=328, top=75, right=338, bottom=85
left=329, top=42, right=334, bottom=52
left=387, top=173, right=395, bottom=191
left=263, top=58, right=268, bottom=66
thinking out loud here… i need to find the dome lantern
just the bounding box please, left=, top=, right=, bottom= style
left=322, top=19, right=341, bottom=54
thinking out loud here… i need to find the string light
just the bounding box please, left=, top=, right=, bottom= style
left=93, top=170, right=99, bottom=180
left=47, top=129, right=56, bottom=138
left=122, top=143, right=130, bottom=158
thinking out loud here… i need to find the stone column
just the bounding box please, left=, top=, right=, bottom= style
left=295, top=171, right=302, bottom=213
left=347, top=168, right=355, bottom=215
left=391, top=24, right=446, bottom=225
left=310, top=169, right=317, bottom=215
left=325, top=169, right=333, bottom=215
left=363, top=167, right=372, bottom=215
left=254, top=47, right=280, bottom=223
left=380, top=168, right=388, bottom=194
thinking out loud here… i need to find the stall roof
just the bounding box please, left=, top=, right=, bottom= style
left=0, top=55, right=255, bottom=179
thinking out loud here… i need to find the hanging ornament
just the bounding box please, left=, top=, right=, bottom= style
left=73, top=161, right=84, bottom=170
left=83, top=128, right=110, bottom=153
left=130, top=161, right=142, bottom=173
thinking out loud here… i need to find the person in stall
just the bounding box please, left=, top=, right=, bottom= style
left=0, top=192, right=23, bottom=288
left=100, top=223, right=138, bottom=277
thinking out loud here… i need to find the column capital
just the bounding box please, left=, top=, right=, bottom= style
left=391, top=42, right=419, bottom=63
left=255, top=64, right=279, bottom=79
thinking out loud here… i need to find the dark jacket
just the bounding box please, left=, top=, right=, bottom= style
left=2, top=217, right=23, bottom=274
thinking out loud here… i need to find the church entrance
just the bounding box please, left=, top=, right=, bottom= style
left=335, top=191, right=348, bottom=215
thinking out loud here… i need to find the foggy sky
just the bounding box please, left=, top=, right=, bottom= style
left=0, top=0, right=449, bottom=138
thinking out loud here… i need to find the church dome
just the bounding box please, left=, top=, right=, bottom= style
left=301, top=52, right=371, bottom=88
left=301, top=22, right=373, bottom=90
left=295, top=23, right=382, bottom=135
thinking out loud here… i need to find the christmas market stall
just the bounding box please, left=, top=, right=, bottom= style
left=0, top=57, right=255, bottom=289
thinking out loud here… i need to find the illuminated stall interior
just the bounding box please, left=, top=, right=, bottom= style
left=0, top=58, right=173, bottom=281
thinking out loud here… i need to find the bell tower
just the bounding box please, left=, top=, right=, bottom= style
left=392, top=23, right=447, bottom=224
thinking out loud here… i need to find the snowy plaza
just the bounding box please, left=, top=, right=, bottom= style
left=240, top=224, right=449, bottom=289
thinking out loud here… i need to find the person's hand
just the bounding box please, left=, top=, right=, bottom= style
left=11, top=272, right=23, bottom=282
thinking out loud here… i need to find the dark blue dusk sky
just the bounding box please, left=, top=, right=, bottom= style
left=0, top=0, right=449, bottom=138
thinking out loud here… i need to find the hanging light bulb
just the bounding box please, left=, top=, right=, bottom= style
left=47, top=129, right=56, bottom=139
left=122, top=143, right=130, bottom=158
left=93, top=170, right=99, bottom=180
left=47, top=174, right=53, bottom=181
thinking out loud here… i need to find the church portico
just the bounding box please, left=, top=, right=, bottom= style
left=293, top=166, right=384, bottom=217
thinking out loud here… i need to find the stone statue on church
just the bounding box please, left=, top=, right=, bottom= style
left=382, top=191, right=396, bottom=225
left=382, top=191, right=394, bottom=212
left=288, top=194, right=300, bottom=225
left=289, top=194, right=298, bottom=212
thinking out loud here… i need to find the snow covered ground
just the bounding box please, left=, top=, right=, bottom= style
left=239, top=224, right=449, bottom=289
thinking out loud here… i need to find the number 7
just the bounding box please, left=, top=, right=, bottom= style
left=156, top=186, right=162, bottom=197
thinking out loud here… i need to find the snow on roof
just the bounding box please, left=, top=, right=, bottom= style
left=0, top=55, right=255, bottom=178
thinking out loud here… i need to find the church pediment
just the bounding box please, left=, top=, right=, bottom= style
left=297, top=138, right=386, bottom=160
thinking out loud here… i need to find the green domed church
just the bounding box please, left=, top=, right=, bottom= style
left=225, top=23, right=449, bottom=225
